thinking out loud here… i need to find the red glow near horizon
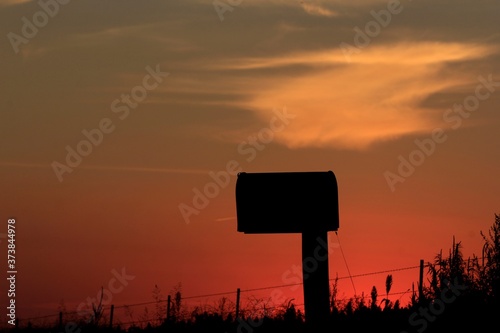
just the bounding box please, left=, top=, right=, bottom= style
left=1, top=0, right=499, bottom=328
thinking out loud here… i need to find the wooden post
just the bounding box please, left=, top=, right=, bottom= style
left=235, top=171, right=339, bottom=330
left=235, top=288, right=241, bottom=319
left=59, top=311, right=63, bottom=329
left=302, top=230, right=330, bottom=329
left=419, top=259, right=424, bottom=303
left=166, top=295, right=171, bottom=321
left=109, top=305, right=114, bottom=328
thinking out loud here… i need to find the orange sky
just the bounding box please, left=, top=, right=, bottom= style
left=1, top=0, right=500, bottom=327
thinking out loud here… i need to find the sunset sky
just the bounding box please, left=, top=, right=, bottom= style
left=1, top=0, right=500, bottom=325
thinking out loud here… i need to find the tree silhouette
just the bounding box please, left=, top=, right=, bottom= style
left=480, top=213, right=500, bottom=304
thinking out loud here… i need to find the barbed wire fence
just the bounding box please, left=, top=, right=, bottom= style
left=2, top=260, right=433, bottom=330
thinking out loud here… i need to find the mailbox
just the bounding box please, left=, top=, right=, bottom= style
left=235, top=171, right=339, bottom=234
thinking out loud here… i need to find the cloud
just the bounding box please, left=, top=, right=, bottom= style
left=0, top=0, right=30, bottom=7
left=300, top=2, right=339, bottom=17
left=216, top=42, right=497, bottom=150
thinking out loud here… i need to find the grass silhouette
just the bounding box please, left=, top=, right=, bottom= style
left=10, top=214, right=500, bottom=333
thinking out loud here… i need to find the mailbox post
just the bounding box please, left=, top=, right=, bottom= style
left=235, top=171, right=339, bottom=328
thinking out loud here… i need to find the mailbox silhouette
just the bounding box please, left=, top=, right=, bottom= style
left=235, top=170, right=340, bottom=326
left=235, top=171, right=339, bottom=234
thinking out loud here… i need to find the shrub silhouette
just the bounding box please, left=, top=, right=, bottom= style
left=10, top=214, right=500, bottom=333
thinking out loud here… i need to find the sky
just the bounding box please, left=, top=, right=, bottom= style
left=1, top=0, right=500, bottom=327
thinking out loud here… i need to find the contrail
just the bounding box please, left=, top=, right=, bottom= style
left=215, top=216, right=236, bottom=222
left=80, top=165, right=210, bottom=175
left=0, top=162, right=49, bottom=169
left=0, top=162, right=209, bottom=175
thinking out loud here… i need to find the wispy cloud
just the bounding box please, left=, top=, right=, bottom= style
left=300, top=2, right=338, bottom=17
left=213, top=42, right=495, bottom=70
left=212, top=42, right=498, bottom=150
left=0, top=0, right=30, bottom=7
left=0, top=162, right=209, bottom=175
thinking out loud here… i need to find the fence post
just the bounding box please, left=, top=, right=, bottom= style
left=166, top=295, right=171, bottom=321
left=109, top=305, right=114, bottom=329
left=419, top=259, right=424, bottom=303
left=235, top=288, right=241, bottom=319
